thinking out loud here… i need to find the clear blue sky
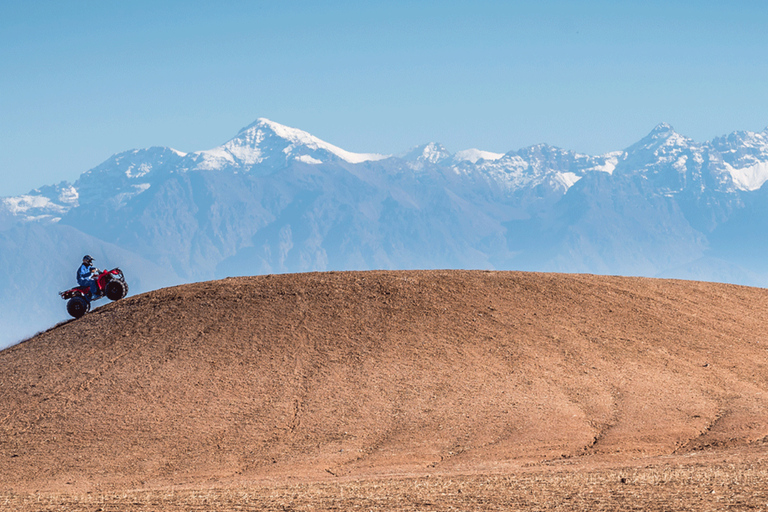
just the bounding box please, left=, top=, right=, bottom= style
left=2, top=0, right=767, bottom=195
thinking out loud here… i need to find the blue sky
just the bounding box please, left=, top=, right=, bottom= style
left=1, top=0, right=767, bottom=195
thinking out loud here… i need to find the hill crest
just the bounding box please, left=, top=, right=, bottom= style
left=2, top=270, right=768, bottom=492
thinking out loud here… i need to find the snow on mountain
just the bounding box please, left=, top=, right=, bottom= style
left=460, top=153, right=535, bottom=189
left=295, top=155, right=323, bottom=165
left=616, top=122, right=731, bottom=197
left=582, top=151, right=622, bottom=174
left=258, top=118, right=387, bottom=164
left=2, top=194, right=69, bottom=220
left=458, top=143, right=612, bottom=195
left=453, top=148, right=505, bottom=164
left=723, top=161, right=768, bottom=191
left=621, top=123, right=706, bottom=178
left=629, top=122, right=688, bottom=151
left=711, top=129, right=768, bottom=166
left=554, top=171, right=582, bottom=189
left=623, top=123, right=699, bottom=166
left=189, top=118, right=388, bottom=172
left=401, top=142, right=452, bottom=169
left=710, top=130, right=768, bottom=191
left=75, top=147, right=186, bottom=208
left=6, top=119, right=768, bottom=222
left=0, top=182, right=78, bottom=222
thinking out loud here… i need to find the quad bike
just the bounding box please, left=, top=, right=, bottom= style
left=59, top=268, right=129, bottom=319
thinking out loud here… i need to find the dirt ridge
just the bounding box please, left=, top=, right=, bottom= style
left=2, top=270, right=768, bottom=492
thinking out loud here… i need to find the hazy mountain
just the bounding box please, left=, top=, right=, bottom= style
left=2, top=119, right=768, bottom=348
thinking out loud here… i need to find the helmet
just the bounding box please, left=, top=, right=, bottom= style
left=83, top=255, right=94, bottom=265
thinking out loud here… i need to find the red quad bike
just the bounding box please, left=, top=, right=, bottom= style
left=59, top=268, right=129, bottom=319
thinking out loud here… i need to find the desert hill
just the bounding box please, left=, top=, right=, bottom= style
left=2, top=270, right=768, bottom=493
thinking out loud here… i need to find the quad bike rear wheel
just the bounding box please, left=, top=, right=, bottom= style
left=67, top=296, right=90, bottom=319
left=105, top=279, right=128, bottom=301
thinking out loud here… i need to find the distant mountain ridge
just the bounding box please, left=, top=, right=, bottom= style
left=2, top=118, right=768, bottom=348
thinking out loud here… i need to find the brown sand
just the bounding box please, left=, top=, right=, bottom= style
left=2, top=270, right=768, bottom=509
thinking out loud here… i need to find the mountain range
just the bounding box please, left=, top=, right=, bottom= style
left=2, top=118, right=768, bottom=348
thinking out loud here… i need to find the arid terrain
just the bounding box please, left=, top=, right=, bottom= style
left=3, top=270, right=768, bottom=510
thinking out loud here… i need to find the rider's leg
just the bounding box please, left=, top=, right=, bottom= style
left=89, top=279, right=99, bottom=299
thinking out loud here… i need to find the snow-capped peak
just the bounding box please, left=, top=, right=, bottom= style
left=454, top=148, right=505, bottom=164
left=401, top=142, right=451, bottom=163
left=191, top=118, right=388, bottom=171
left=624, top=122, right=693, bottom=157
left=635, top=123, right=681, bottom=147
left=650, top=122, right=675, bottom=135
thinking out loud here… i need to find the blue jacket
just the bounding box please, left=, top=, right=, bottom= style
left=77, top=263, right=95, bottom=286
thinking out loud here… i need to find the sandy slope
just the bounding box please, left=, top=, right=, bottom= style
left=2, top=270, right=768, bottom=493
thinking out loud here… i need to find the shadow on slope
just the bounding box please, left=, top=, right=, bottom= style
left=1, top=270, right=768, bottom=492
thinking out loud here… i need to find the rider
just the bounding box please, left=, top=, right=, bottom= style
left=77, top=255, right=99, bottom=300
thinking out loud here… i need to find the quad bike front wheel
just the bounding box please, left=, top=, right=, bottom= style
left=105, top=279, right=128, bottom=301
left=67, top=296, right=90, bottom=319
